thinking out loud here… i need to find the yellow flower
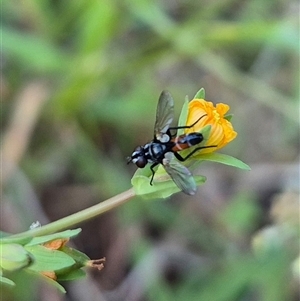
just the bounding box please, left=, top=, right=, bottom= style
left=185, top=99, right=237, bottom=154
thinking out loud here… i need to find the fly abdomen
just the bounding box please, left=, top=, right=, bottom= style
left=185, top=133, right=204, bottom=146
left=172, top=133, right=203, bottom=151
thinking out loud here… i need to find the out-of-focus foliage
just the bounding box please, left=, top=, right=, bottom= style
left=1, top=0, right=299, bottom=300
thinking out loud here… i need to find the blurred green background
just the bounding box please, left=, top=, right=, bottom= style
left=1, top=0, right=299, bottom=300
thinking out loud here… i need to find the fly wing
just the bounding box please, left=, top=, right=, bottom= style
left=154, top=91, right=174, bottom=141
left=162, top=152, right=197, bottom=195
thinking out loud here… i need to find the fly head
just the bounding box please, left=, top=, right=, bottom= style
left=127, top=146, right=148, bottom=168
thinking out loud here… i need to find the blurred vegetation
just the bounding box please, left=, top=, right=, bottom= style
left=1, top=0, right=299, bottom=300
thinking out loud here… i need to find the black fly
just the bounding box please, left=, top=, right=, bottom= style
left=127, top=91, right=215, bottom=195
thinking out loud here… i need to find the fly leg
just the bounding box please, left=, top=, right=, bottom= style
left=150, top=162, right=159, bottom=185
left=168, top=114, right=207, bottom=132
left=174, top=145, right=217, bottom=162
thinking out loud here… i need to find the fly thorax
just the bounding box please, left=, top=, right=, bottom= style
left=149, top=142, right=166, bottom=160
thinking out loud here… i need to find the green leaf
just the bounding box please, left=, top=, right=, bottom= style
left=25, top=245, right=75, bottom=272
left=193, top=88, right=205, bottom=99
left=0, top=276, right=16, bottom=287
left=60, top=246, right=90, bottom=266
left=132, top=152, right=250, bottom=199
left=0, top=244, right=33, bottom=271
left=0, top=234, right=33, bottom=245
left=46, top=246, right=91, bottom=278
left=177, top=96, right=189, bottom=135
left=195, top=153, right=251, bottom=170
left=57, top=268, right=86, bottom=281
left=224, top=114, right=234, bottom=121
left=199, top=124, right=212, bottom=141
left=39, top=273, right=66, bottom=293
left=25, top=229, right=81, bottom=246
left=132, top=174, right=178, bottom=199
left=132, top=171, right=206, bottom=199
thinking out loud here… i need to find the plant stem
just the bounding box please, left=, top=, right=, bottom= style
left=9, top=188, right=136, bottom=239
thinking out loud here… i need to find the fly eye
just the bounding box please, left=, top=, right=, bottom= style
left=135, top=157, right=147, bottom=168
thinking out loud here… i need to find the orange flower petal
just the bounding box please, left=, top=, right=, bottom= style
left=41, top=271, right=57, bottom=280
left=43, top=238, right=69, bottom=250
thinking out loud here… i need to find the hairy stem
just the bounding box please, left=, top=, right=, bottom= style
left=9, top=188, right=136, bottom=239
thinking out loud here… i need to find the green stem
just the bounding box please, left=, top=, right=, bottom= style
left=10, top=188, right=136, bottom=239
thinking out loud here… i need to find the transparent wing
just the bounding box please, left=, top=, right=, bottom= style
left=154, top=91, right=174, bottom=140
left=162, top=152, right=197, bottom=195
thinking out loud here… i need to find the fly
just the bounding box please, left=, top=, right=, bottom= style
left=127, top=91, right=215, bottom=195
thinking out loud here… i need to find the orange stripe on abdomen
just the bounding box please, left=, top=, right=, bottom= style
left=171, top=136, right=190, bottom=152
